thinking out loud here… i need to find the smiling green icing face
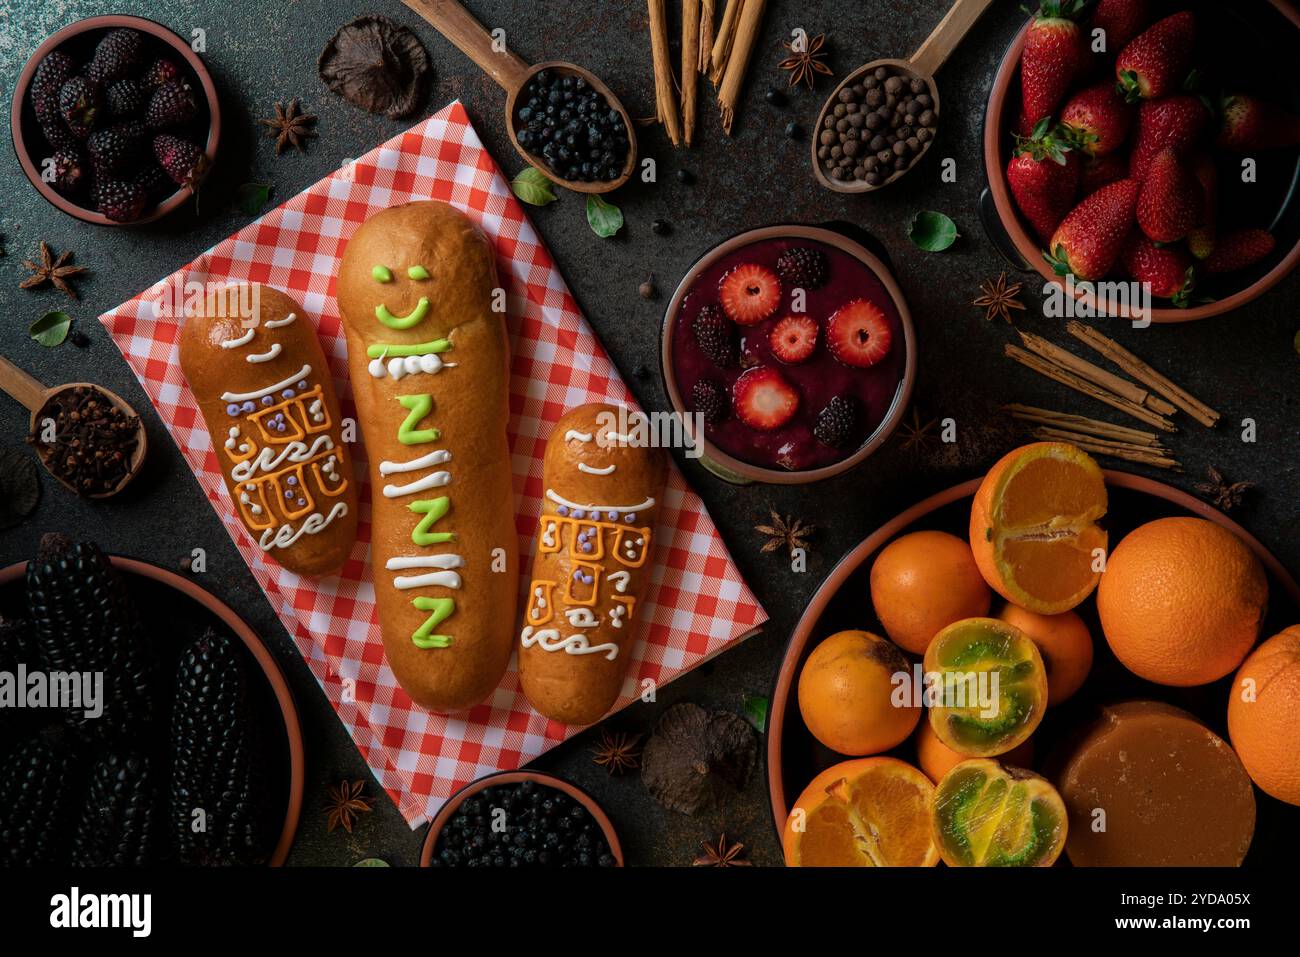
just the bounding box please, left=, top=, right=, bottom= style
left=371, top=262, right=433, bottom=329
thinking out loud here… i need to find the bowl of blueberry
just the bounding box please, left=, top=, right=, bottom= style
left=421, top=770, right=623, bottom=868
left=11, top=15, right=220, bottom=226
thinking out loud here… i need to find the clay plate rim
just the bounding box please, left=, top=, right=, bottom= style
left=763, top=469, right=1300, bottom=840
left=0, top=556, right=304, bottom=866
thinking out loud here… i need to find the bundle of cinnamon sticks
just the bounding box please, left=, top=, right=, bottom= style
left=647, top=0, right=768, bottom=146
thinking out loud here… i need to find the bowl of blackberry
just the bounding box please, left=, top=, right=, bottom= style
left=11, top=15, right=220, bottom=226
left=421, top=770, right=623, bottom=867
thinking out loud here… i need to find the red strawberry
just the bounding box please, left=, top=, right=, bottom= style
left=731, top=366, right=799, bottom=431
left=1186, top=153, right=1218, bottom=260
left=718, top=263, right=781, bottom=326
left=1129, top=95, right=1209, bottom=180
left=1136, top=150, right=1202, bottom=243
left=826, top=300, right=892, bottom=369
left=1121, top=233, right=1195, bottom=305
left=769, top=315, right=819, bottom=364
left=1061, top=83, right=1133, bottom=157
left=1091, top=0, right=1153, bottom=54
left=1116, top=11, right=1196, bottom=102
left=1007, top=120, right=1082, bottom=242
left=1204, top=229, right=1275, bottom=275
left=1081, top=152, right=1129, bottom=193
left=1018, top=1, right=1090, bottom=134
left=1216, top=95, right=1300, bottom=152
left=1045, top=178, right=1140, bottom=281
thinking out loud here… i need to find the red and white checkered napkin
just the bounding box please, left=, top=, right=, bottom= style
left=99, top=101, right=767, bottom=826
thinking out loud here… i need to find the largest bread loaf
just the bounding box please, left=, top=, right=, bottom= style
left=338, top=202, right=517, bottom=712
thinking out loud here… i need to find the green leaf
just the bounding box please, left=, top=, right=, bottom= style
left=585, top=194, right=624, bottom=238
left=237, top=182, right=274, bottom=216
left=30, top=311, right=71, bottom=347
left=908, top=211, right=959, bottom=252
left=742, top=694, right=769, bottom=732
left=510, top=167, right=558, bottom=206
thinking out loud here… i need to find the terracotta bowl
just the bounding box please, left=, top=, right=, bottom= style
left=982, top=0, right=1300, bottom=323
left=765, top=470, right=1300, bottom=859
left=10, top=14, right=221, bottom=226
left=0, top=556, right=304, bottom=866
left=420, top=769, right=623, bottom=866
left=660, top=223, right=917, bottom=485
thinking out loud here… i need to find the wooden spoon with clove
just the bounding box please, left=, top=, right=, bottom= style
left=0, top=355, right=147, bottom=499
left=402, top=0, right=636, bottom=194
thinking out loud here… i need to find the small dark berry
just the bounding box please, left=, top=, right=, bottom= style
left=651, top=219, right=671, bottom=235
left=691, top=379, right=729, bottom=425
left=70, top=330, right=90, bottom=348
left=764, top=87, right=786, bottom=106
left=785, top=121, right=802, bottom=140
left=676, top=168, right=693, bottom=184
left=813, top=395, right=860, bottom=448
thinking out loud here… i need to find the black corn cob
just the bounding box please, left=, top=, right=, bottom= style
left=72, top=750, right=163, bottom=866
left=0, top=616, right=39, bottom=748
left=25, top=534, right=154, bottom=742
left=0, top=729, right=85, bottom=866
left=170, top=628, right=269, bottom=866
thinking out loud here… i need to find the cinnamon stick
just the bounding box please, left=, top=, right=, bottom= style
left=1005, top=343, right=1178, bottom=433
left=1017, top=330, right=1178, bottom=417
left=1065, top=321, right=1221, bottom=428
left=682, top=0, right=701, bottom=146
left=1002, top=404, right=1164, bottom=447
left=711, top=0, right=743, bottom=85
left=1026, top=427, right=1182, bottom=470
left=717, top=0, right=766, bottom=133
left=699, top=0, right=717, bottom=74
left=647, top=0, right=681, bottom=146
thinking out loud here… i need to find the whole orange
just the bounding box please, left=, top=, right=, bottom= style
left=870, top=530, right=992, bottom=654
left=1228, top=626, right=1300, bottom=806
left=998, top=604, right=1093, bottom=704
left=914, top=716, right=1034, bottom=784
left=798, top=630, right=920, bottom=756
left=1098, top=517, right=1267, bottom=686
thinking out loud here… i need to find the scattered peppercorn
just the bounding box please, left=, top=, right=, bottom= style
left=70, top=330, right=90, bottom=348
left=651, top=219, right=671, bottom=235
left=785, top=121, right=802, bottom=140
left=638, top=274, right=658, bottom=300
left=676, top=168, right=694, bottom=184
left=764, top=87, right=786, bottom=107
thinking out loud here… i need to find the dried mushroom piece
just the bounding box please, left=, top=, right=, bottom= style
left=0, top=448, right=41, bottom=530
left=641, top=703, right=756, bottom=815
left=318, top=15, right=432, bottom=119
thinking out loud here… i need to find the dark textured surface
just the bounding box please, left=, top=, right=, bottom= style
left=1, top=0, right=1297, bottom=869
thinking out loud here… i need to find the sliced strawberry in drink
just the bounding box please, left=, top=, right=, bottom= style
left=769, top=314, right=818, bottom=364
left=731, top=366, right=799, bottom=431
left=826, top=299, right=892, bottom=368
left=718, top=263, right=781, bottom=325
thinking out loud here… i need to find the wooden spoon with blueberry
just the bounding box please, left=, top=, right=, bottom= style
left=813, top=0, right=995, bottom=193
left=402, top=0, right=636, bottom=193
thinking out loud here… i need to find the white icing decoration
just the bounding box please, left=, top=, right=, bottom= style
left=382, top=472, right=450, bottom=498
left=379, top=449, right=451, bottom=475
left=368, top=356, right=387, bottom=378
left=564, top=607, right=600, bottom=629
left=264, top=312, right=297, bottom=328
left=219, top=328, right=255, bottom=349
left=221, top=365, right=311, bottom=402
left=541, top=521, right=557, bottom=548
left=520, top=626, right=619, bottom=661
left=308, top=398, right=324, bottom=423
left=565, top=429, right=594, bottom=442
left=258, top=501, right=348, bottom=551
left=604, top=431, right=636, bottom=444
left=246, top=342, right=283, bottom=364
left=609, top=605, right=626, bottom=628
left=392, top=570, right=462, bottom=590
left=577, top=462, right=616, bottom=476
left=545, top=488, right=655, bottom=514
left=230, top=434, right=334, bottom=483
left=608, top=571, right=630, bottom=593
left=386, top=555, right=464, bottom=570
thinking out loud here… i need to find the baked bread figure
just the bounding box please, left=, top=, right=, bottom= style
left=337, top=201, right=517, bottom=713
left=179, top=284, right=358, bottom=575
left=519, top=403, right=667, bottom=725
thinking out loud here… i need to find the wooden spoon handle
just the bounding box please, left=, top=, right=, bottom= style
left=0, top=354, right=48, bottom=413
left=402, top=0, right=531, bottom=93
left=909, top=0, right=996, bottom=79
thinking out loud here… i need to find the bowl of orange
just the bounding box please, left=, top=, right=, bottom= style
left=767, top=452, right=1300, bottom=866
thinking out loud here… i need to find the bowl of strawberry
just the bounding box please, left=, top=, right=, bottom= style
left=983, top=0, right=1300, bottom=323
left=661, top=225, right=916, bottom=485
left=12, top=15, right=220, bottom=226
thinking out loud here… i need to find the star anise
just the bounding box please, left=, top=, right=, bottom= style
left=1194, top=466, right=1254, bottom=512
left=260, top=99, right=318, bottom=155
left=591, top=729, right=642, bottom=775
left=778, top=33, right=833, bottom=90
left=756, top=510, right=814, bottom=557
left=20, top=242, right=88, bottom=300
left=323, top=779, right=373, bottom=833
left=897, top=407, right=940, bottom=453
left=974, top=272, right=1026, bottom=324
left=693, top=833, right=751, bottom=867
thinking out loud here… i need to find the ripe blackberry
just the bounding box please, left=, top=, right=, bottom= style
left=87, top=28, right=146, bottom=86
left=691, top=379, right=729, bottom=425
left=87, top=121, right=147, bottom=176
left=170, top=629, right=270, bottom=866
left=142, top=57, right=182, bottom=91
left=776, top=247, right=829, bottom=289
left=692, top=304, right=737, bottom=368
left=51, top=149, right=90, bottom=195
left=153, top=134, right=207, bottom=188
left=145, top=80, right=198, bottom=128
left=31, top=51, right=76, bottom=128
left=40, top=120, right=78, bottom=152
left=58, top=76, right=106, bottom=139
left=813, top=395, right=860, bottom=448
left=107, top=78, right=148, bottom=119
left=25, top=534, right=155, bottom=741
left=134, top=162, right=172, bottom=195
left=0, top=729, right=85, bottom=866
left=72, top=751, right=163, bottom=867
left=92, top=178, right=149, bottom=222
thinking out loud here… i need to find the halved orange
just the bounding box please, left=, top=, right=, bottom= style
left=969, top=442, right=1108, bottom=614
left=932, top=759, right=1067, bottom=867
left=783, top=757, right=939, bottom=867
